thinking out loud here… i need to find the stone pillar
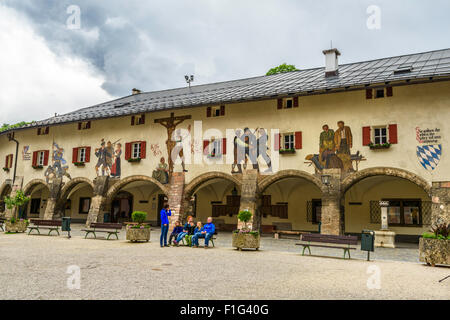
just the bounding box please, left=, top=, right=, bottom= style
left=168, top=172, right=185, bottom=231
left=238, top=169, right=260, bottom=231
left=43, top=178, right=64, bottom=220
left=320, top=169, right=342, bottom=236
left=5, top=177, right=23, bottom=219
left=86, top=176, right=110, bottom=227
left=431, top=182, right=450, bottom=226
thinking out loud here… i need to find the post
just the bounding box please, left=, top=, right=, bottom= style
left=320, top=169, right=342, bottom=235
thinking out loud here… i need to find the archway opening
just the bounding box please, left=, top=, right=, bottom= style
left=344, top=175, right=431, bottom=242
left=24, top=182, right=50, bottom=219
left=62, top=182, right=94, bottom=223
left=107, top=179, right=167, bottom=225
left=0, top=184, right=12, bottom=214
left=260, top=176, right=322, bottom=233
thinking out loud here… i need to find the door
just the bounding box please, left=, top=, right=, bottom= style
left=157, top=194, right=167, bottom=226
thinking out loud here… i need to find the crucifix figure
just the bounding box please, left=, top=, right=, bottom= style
left=155, top=112, right=192, bottom=176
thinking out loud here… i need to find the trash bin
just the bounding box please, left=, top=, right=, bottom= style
left=62, top=217, right=71, bottom=232
left=103, top=213, right=110, bottom=223
left=361, top=229, right=375, bottom=261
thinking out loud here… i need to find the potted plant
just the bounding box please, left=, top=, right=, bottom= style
left=368, top=142, right=391, bottom=150
left=126, top=211, right=151, bottom=242
left=2, top=167, right=9, bottom=172
left=73, top=161, right=85, bottom=167
left=279, top=148, right=296, bottom=154
left=419, top=222, right=449, bottom=267
left=127, top=158, right=141, bottom=163
left=4, top=190, right=30, bottom=233
left=232, top=210, right=260, bottom=251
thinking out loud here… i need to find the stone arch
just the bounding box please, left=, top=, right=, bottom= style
left=341, top=167, right=432, bottom=195
left=0, top=181, right=12, bottom=198
left=60, top=177, right=94, bottom=200
left=184, top=171, right=242, bottom=198
left=105, top=175, right=169, bottom=205
left=23, top=179, right=50, bottom=196
left=258, top=169, right=322, bottom=193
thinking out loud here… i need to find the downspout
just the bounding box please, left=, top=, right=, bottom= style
left=7, top=132, right=19, bottom=184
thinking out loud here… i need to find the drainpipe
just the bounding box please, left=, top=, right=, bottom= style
left=7, top=132, right=19, bottom=184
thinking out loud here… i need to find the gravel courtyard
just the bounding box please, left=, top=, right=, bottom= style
left=1, top=225, right=448, bottom=300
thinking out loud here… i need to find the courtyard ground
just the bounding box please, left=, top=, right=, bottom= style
left=0, top=224, right=448, bottom=300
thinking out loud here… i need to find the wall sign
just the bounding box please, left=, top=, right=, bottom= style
left=416, top=127, right=442, bottom=171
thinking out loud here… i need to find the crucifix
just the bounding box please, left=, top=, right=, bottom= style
left=155, top=112, right=192, bottom=176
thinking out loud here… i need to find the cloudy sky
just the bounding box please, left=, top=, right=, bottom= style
left=1, top=0, right=449, bottom=124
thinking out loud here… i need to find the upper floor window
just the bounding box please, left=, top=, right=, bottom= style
left=207, top=105, right=225, bottom=118
left=131, top=114, right=145, bottom=126
left=78, top=121, right=91, bottom=130
left=366, top=87, right=393, bottom=100
left=277, top=97, right=299, bottom=110
left=37, top=127, right=49, bottom=135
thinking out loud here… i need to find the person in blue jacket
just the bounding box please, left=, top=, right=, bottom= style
left=191, top=217, right=215, bottom=248
left=160, top=204, right=172, bottom=247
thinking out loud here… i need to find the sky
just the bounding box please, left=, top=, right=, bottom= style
left=0, top=0, right=449, bottom=124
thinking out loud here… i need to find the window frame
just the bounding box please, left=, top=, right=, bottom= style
left=79, top=197, right=92, bottom=214
left=282, top=133, right=295, bottom=150
left=208, top=139, right=223, bottom=158
left=131, top=142, right=142, bottom=159
left=284, top=98, right=294, bottom=109
left=383, top=198, right=423, bottom=227
left=77, top=147, right=87, bottom=163
left=37, top=151, right=45, bottom=166
left=373, top=126, right=388, bottom=145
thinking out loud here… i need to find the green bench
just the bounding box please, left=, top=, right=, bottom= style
left=82, top=222, right=122, bottom=240
left=296, top=233, right=358, bottom=259
left=28, top=219, right=62, bottom=236
left=181, top=234, right=217, bottom=247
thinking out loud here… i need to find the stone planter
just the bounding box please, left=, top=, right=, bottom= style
left=126, top=227, right=150, bottom=242
left=232, top=232, right=260, bottom=250
left=419, top=237, right=450, bottom=267
left=5, top=220, right=28, bottom=233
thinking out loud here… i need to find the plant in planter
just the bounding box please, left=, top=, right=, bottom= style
left=126, top=211, right=151, bottom=242
left=279, top=148, right=296, bottom=154
left=4, top=190, right=30, bottom=233
left=2, top=167, right=9, bottom=172
left=32, top=165, right=43, bottom=169
left=232, top=210, right=260, bottom=251
left=127, top=158, right=141, bottom=163
left=73, top=162, right=85, bottom=167
left=419, top=222, right=450, bottom=267
left=368, top=142, right=391, bottom=150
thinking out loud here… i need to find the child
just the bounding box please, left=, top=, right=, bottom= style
left=169, top=221, right=183, bottom=245
left=184, top=221, right=197, bottom=246
left=175, top=216, right=194, bottom=245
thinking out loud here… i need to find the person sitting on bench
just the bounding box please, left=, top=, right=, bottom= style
left=192, top=217, right=215, bottom=248
left=169, top=221, right=184, bottom=245
left=175, top=216, right=195, bottom=245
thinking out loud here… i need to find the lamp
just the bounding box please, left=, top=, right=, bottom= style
left=321, top=174, right=331, bottom=186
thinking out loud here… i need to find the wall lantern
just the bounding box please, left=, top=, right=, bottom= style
left=321, top=174, right=331, bottom=186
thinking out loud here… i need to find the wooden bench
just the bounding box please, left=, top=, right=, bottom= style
left=82, top=223, right=122, bottom=240
left=28, top=219, right=62, bottom=236
left=296, top=233, right=358, bottom=259
left=274, top=230, right=303, bottom=239
left=181, top=234, right=217, bottom=247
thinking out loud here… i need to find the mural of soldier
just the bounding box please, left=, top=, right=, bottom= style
left=44, top=142, right=71, bottom=183
left=95, top=139, right=112, bottom=176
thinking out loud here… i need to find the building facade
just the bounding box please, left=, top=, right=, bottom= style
left=1, top=48, right=449, bottom=241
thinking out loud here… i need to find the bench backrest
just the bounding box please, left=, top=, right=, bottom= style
left=301, top=233, right=358, bottom=245
left=91, top=222, right=122, bottom=230
left=272, top=222, right=292, bottom=231
left=30, top=219, right=62, bottom=226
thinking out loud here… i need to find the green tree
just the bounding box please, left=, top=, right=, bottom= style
left=4, top=190, right=30, bottom=219
left=266, top=63, right=299, bottom=76
left=0, top=121, right=32, bottom=133
left=238, top=210, right=252, bottom=230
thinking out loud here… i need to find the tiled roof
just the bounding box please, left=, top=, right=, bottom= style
left=6, top=48, right=450, bottom=133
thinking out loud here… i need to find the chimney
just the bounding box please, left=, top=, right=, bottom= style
left=132, top=88, right=142, bottom=95
left=323, top=48, right=341, bottom=77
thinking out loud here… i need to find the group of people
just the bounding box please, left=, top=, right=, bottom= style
left=95, top=138, right=122, bottom=178
left=232, top=127, right=272, bottom=174
left=160, top=205, right=216, bottom=248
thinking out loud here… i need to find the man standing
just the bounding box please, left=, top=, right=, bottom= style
left=160, top=204, right=172, bottom=248
left=192, top=217, right=216, bottom=248
left=334, top=121, right=353, bottom=155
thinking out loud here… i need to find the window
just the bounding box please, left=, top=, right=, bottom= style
left=37, top=127, right=49, bottom=135
left=209, top=139, right=222, bottom=158
left=277, top=97, right=299, bottom=109
left=79, top=198, right=91, bottom=214
left=132, top=142, right=141, bottom=159
left=78, top=121, right=91, bottom=130
left=4, top=154, right=13, bottom=169
left=282, top=133, right=295, bottom=150
left=366, top=87, right=393, bottom=100
left=207, top=105, right=225, bottom=117
left=375, top=89, right=385, bottom=99
left=32, top=150, right=49, bottom=168
left=312, top=199, right=322, bottom=224
left=131, top=114, right=145, bottom=126
left=385, top=199, right=422, bottom=226
left=285, top=98, right=293, bottom=109
left=78, top=147, right=86, bottom=162
left=373, top=126, right=388, bottom=144
left=37, top=151, right=45, bottom=166
left=30, top=198, right=41, bottom=214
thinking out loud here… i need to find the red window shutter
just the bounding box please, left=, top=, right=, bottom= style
left=131, top=116, right=135, bottom=126
left=141, top=114, right=145, bottom=124
left=203, top=140, right=210, bottom=155
left=220, top=105, right=225, bottom=116
left=222, top=138, right=227, bottom=155
left=72, top=148, right=79, bottom=163
left=43, top=150, right=49, bottom=166
left=362, top=127, right=371, bottom=146
left=274, top=133, right=280, bottom=151
left=78, top=122, right=82, bottom=130
left=295, top=131, right=303, bottom=149
left=206, top=107, right=212, bottom=118
left=125, top=143, right=132, bottom=160
left=277, top=98, right=283, bottom=109
left=140, top=141, right=146, bottom=159
left=389, top=124, right=398, bottom=144
left=386, top=87, right=393, bottom=97
left=10, top=155, right=13, bottom=168
left=32, top=151, right=38, bottom=166
left=293, top=97, right=299, bottom=108
left=85, top=147, right=91, bottom=163
left=366, top=89, right=373, bottom=100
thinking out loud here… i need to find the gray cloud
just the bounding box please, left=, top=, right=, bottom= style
left=4, top=0, right=450, bottom=98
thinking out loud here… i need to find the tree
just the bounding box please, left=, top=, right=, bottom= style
left=266, top=63, right=299, bottom=76
left=0, top=121, right=32, bottom=133
left=4, top=190, right=30, bottom=220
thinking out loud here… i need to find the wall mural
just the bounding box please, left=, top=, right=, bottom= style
left=22, top=146, right=31, bottom=161
left=416, top=127, right=442, bottom=171
left=306, top=121, right=364, bottom=173
left=45, top=142, right=71, bottom=183
left=95, top=139, right=122, bottom=178
left=154, top=112, right=192, bottom=177
left=152, top=157, right=169, bottom=184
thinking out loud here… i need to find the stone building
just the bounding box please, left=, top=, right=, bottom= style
left=1, top=48, right=449, bottom=241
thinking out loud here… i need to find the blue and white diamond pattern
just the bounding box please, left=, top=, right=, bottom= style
left=416, top=145, right=442, bottom=171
